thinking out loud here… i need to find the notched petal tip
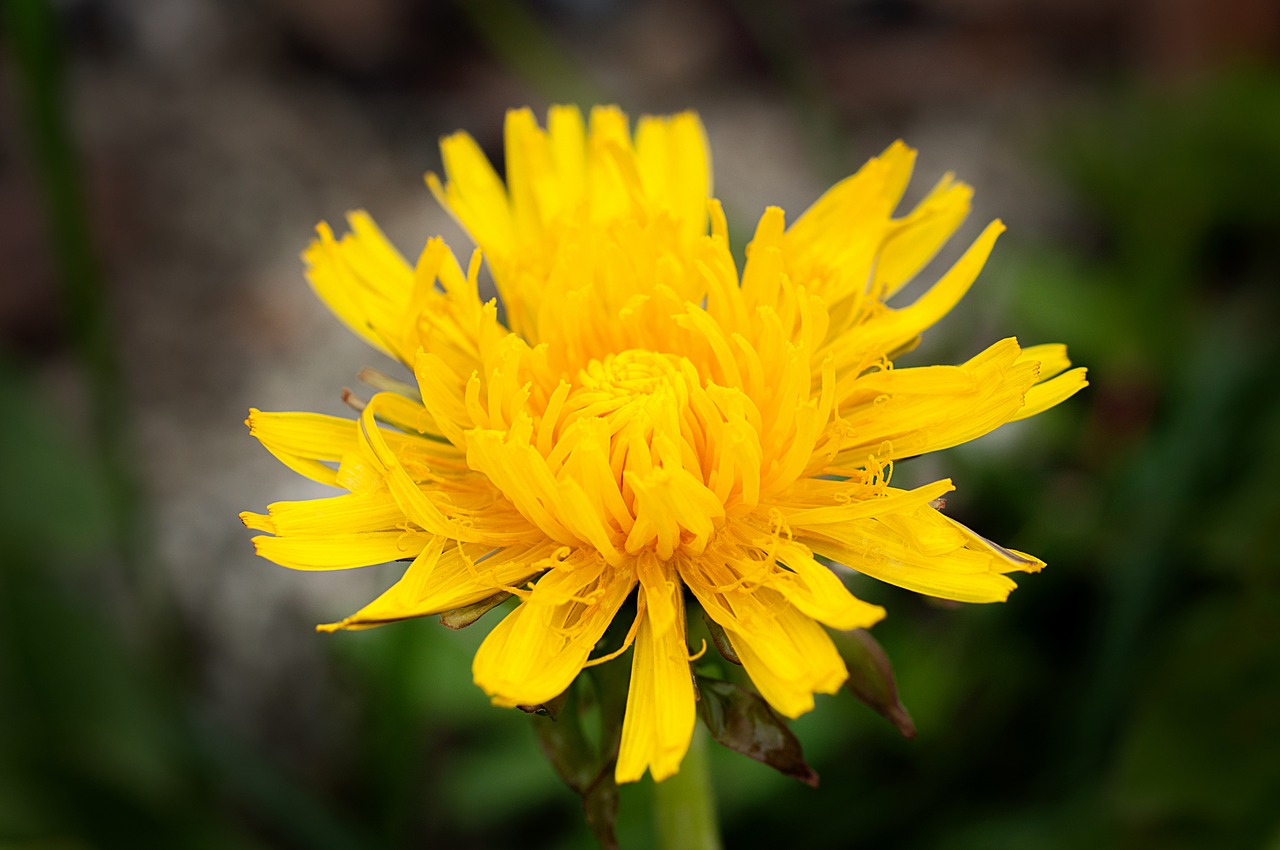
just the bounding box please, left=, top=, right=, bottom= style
left=883, top=138, right=913, bottom=156
left=424, top=170, right=445, bottom=197
left=239, top=511, right=272, bottom=533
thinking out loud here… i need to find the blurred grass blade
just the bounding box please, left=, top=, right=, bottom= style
left=2, top=0, right=141, bottom=573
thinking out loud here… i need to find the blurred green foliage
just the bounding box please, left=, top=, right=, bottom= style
left=3, top=0, right=1279, bottom=843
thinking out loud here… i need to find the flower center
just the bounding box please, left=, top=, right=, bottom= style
left=543, top=349, right=729, bottom=562
left=578, top=349, right=684, bottom=400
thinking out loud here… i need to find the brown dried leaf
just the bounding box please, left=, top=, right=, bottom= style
left=830, top=628, right=916, bottom=738
left=697, top=676, right=818, bottom=787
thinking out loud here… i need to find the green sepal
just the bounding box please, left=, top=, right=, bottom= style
left=700, top=610, right=741, bottom=665
left=531, top=661, right=630, bottom=850
left=829, top=628, right=916, bottom=738
left=696, top=675, right=819, bottom=787
left=438, top=592, right=511, bottom=630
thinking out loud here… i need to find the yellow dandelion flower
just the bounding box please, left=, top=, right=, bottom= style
left=242, top=105, right=1086, bottom=784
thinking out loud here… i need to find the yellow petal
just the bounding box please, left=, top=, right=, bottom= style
left=776, top=478, right=954, bottom=527
left=727, top=603, right=847, bottom=719
left=252, top=529, right=431, bottom=571
left=635, top=110, right=711, bottom=240
left=1016, top=343, right=1071, bottom=380
left=356, top=394, right=477, bottom=541
left=679, top=553, right=848, bottom=718
left=246, top=409, right=356, bottom=486
left=833, top=337, right=1038, bottom=462
left=616, top=555, right=696, bottom=783
left=245, top=492, right=404, bottom=536
left=305, top=213, right=414, bottom=361
left=432, top=129, right=515, bottom=252
left=472, top=553, right=634, bottom=707
left=546, top=104, right=588, bottom=210
left=801, top=508, right=1024, bottom=603
left=465, top=421, right=580, bottom=546
left=875, top=175, right=973, bottom=299
left=770, top=539, right=886, bottom=631
left=1013, top=367, right=1088, bottom=421
left=842, top=219, right=1005, bottom=361
left=320, top=541, right=557, bottom=631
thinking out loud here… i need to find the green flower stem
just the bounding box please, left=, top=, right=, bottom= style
left=654, top=726, right=722, bottom=850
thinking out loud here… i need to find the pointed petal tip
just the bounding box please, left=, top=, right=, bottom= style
left=1006, top=548, right=1046, bottom=574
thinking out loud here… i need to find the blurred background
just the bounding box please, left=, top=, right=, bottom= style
left=3, top=0, right=1280, bottom=847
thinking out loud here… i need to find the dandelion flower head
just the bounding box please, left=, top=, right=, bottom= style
left=242, top=105, right=1087, bottom=784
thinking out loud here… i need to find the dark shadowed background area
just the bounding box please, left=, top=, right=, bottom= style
left=3, top=0, right=1280, bottom=847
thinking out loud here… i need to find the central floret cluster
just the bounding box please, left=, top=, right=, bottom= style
left=465, top=346, right=733, bottom=565
left=566, top=349, right=727, bottom=559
